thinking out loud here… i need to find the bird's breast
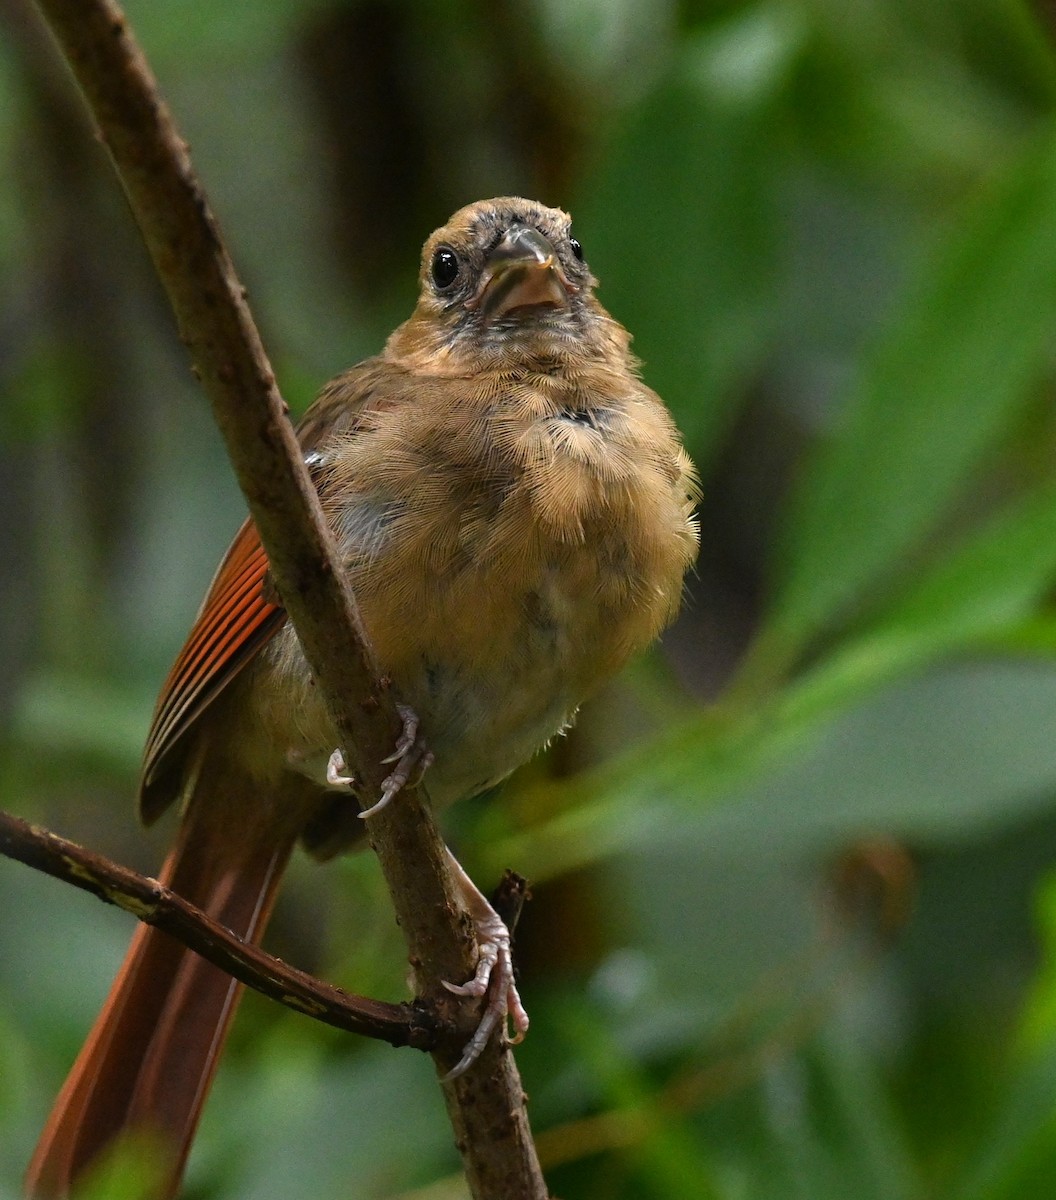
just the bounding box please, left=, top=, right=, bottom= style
left=309, top=373, right=698, bottom=803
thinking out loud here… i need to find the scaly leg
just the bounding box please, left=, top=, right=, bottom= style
left=441, top=847, right=530, bottom=1080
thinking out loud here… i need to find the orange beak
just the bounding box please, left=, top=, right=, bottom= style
left=470, top=224, right=571, bottom=319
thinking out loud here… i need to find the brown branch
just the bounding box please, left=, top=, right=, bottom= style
left=28, top=1, right=549, bottom=1196
left=0, top=810, right=428, bottom=1046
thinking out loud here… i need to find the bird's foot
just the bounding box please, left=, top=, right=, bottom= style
left=440, top=849, right=530, bottom=1080
left=359, top=703, right=433, bottom=819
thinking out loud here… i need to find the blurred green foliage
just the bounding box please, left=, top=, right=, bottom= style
left=3, top=0, right=1056, bottom=1197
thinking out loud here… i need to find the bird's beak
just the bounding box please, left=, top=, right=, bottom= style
left=470, top=224, right=571, bottom=319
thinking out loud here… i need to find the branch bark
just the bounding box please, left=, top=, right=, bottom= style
left=27, top=1, right=549, bottom=1196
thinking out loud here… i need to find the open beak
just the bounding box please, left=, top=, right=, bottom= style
left=470, top=224, right=571, bottom=319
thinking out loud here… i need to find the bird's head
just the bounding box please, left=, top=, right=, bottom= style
left=384, top=197, right=630, bottom=375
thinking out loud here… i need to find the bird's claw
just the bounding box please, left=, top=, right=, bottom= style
left=359, top=704, right=433, bottom=819
left=440, top=852, right=530, bottom=1081
left=380, top=703, right=420, bottom=765
left=326, top=747, right=354, bottom=787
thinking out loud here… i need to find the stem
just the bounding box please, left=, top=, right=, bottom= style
left=27, top=1, right=549, bottom=1194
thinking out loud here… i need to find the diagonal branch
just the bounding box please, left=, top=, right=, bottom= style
left=26, top=1, right=549, bottom=1196
left=0, top=810, right=428, bottom=1046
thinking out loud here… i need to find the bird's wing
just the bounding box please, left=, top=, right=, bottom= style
left=138, top=360, right=393, bottom=823
left=138, top=516, right=282, bottom=822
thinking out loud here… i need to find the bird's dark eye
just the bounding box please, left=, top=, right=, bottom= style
left=568, top=236, right=584, bottom=262
left=431, top=247, right=460, bottom=289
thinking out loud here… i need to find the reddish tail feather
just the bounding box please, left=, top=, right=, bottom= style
left=26, top=779, right=298, bottom=1199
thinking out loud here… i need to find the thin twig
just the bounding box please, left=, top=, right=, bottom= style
left=27, top=1, right=549, bottom=1196
left=0, top=810, right=427, bottom=1046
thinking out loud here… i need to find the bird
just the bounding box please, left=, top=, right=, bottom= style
left=26, top=196, right=699, bottom=1199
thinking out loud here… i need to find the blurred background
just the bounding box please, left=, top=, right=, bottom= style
left=3, top=0, right=1056, bottom=1196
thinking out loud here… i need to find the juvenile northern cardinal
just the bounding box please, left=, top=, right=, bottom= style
left=27, top=197, right=699, bottom=1198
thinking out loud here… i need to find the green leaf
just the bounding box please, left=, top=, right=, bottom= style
left=577, top=5, right=803, bottom=461
left=957, top=868, right=1056, bottom=1196
left=1016, top=870, right=1056, bottom=1057
left=494, top=661, right=1056, bottom=883
left=766, top=122, right=1056, bottom=660
left=772, top=476, right=1056, bottom=727
left=559, top=1001, right=724, bottom=1199
left=951, top=1052, right=1056, bottom=1200
left=749, top=1032, right=915, bottom=1200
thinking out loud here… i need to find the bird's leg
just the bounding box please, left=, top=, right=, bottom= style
left=359, top=703, right=433, bottom=819
left=441, top=847, right=530, bottom=1080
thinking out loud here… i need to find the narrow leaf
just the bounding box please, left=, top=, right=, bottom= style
left=768, top=124, right=1056, bottom=655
